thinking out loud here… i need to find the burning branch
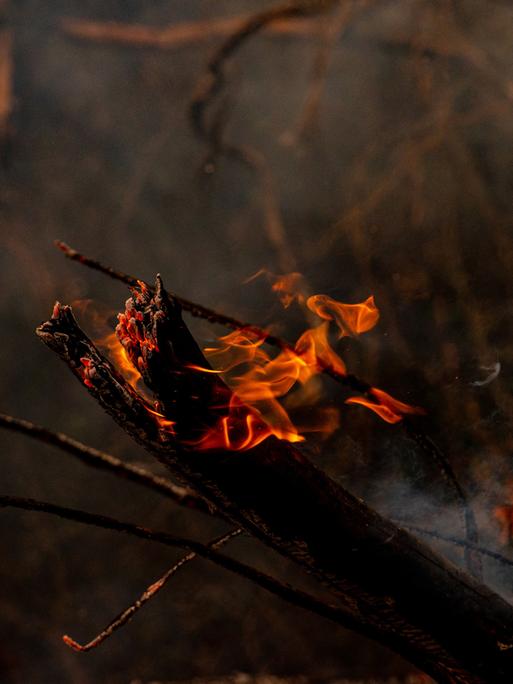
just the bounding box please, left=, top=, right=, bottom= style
left=30, top=277, right=513, bottom=682
left=55, top=239, right=482, bottom=578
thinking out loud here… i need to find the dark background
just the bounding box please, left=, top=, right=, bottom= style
left=1, top=1, right=513, bottom=682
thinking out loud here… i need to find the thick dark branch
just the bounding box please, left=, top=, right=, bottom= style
left=1, top=413, right=497, bottom=574
left=35, top=290, right=513, bottom=683
left=54, top=240, right=479, bottom=578
left=0, top=411, right=216, bottom=516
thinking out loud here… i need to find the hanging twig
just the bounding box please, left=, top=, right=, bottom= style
left=283, top=0, right=363, bottom=145
left=189, top=0, right=337, bottom=143
left=0, top=411, right=216, bottom=517
left=63, top=528, right=242, bottom=652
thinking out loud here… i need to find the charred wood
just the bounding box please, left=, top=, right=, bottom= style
left=35, top=281, right=513, bottom=683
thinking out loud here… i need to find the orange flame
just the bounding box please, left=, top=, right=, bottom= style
left=96, top=280, right=424, bottom=452
left=307, top=294, right=379, bottom=338
left=345, top=387, right=426, bottom=424
left=96, top=331, right=143, bottom=389
left=195, top=317, right=349, bottom=450
left=189, top=395, right=300, bottom=451
left=190, top=288, right=424, bottom=450
left=245, top=269, right=307, bottom=308
left=271, top=272, right=306, bottom=308
left=146, top=405, right=177, bottom=435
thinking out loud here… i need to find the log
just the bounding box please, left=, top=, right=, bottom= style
left=36, top=279, right=513, bottom=684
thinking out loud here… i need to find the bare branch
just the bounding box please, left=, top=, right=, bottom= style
left=60, top=15, right=323, bottom=50
left=0, top=494, right=386, bottom=646
left=189, top=0, right=337, bottom=143
left=63, top=528, right=242, bottom=652
left=0, top=411, right=217, bottom=516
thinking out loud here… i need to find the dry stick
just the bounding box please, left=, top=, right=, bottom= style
left=54, top=240, right=479, bottom=574
left=0, top=494, right=389, bottom=647
left=283, top=0, right=360, bottom=145
left=63, top=527, right=242, bottom=652
left=189, top=2, right=337, bottom=274
left=394, top=522, right=513, bottom=570
left=0, top=412, right=216, bottom=517
left=189, top=0, right=337, bottom=142
left=61, top=15, right=324, bottom=49
left=36, top=293, right=513, bottom=681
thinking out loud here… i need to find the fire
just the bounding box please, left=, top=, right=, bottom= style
left=306, top=294, right=379, bottom=337
left=145, top=405, right=177, bottom=435
left=70, top=297, right=172, bottom=436
left=345, top=387, right=425, bottom=424
left=271, top=272, right=306, bottom=308
left=96, top=331, right=142, bottom=389
left=188, top=395, right=299, bottom=451
left=245, top=268, right=307, bottom=308
left=77, top=278, right=424, bottom=453
left=295, top=321, right=346, bottom=376
left=187, top=286, right=423, bottom=450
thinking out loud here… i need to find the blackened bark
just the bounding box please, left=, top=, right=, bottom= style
left=36, top=283, right=513, bottom=684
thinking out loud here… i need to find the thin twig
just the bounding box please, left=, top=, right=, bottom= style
left=61, top=15, right=323, bottom=50
left=396, top=521, right=513, bottom=570
left=63, top=528, right=242, bottom=651
left=0, top=412, right=216, bottom=517
left=0, top=494, right=383, bottom=643
left=283, top=1, right=361, bottom=145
